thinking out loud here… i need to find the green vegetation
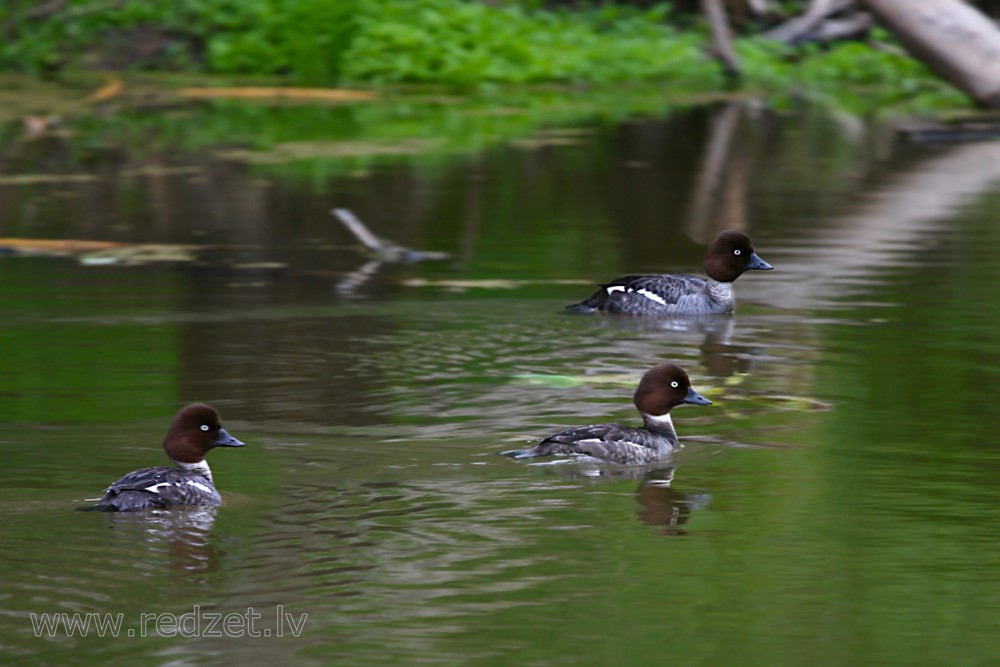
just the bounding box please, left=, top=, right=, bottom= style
left=2, top=81, right=738, bottom=192
left=0, top=0, right=969, bottom=194
left=0, top=0, right=963, bottom=105
left=341, top=1, right=708, bottom=85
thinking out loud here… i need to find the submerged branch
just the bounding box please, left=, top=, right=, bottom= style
left=330, top=208, right=450, bottom=263
left=331, top=208, right=383, bottom=254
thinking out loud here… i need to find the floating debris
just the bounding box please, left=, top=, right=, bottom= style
left=511, top=373, right=637, bottom=388
left=21, top=115, right=63, bottom=139
left=120, top=165, right=204, bottom=178
left=78, top=244, right=199, bottom=265
left=0, top=173, right=97, bottom=186
left=748, top=394, right=833, bottom=412
left=0, top=237, right=200, bottom=265
left=510, top=136, right=588, bottom=150
left=401, top=278, right=591, bottom=291
left=231, top=262, right=287, bottom=271
left=86, top=74, right=125, bottom=103
left=217, top=139, right=437, bottom=164
left=899, top=115, right=1000, bottom=143
left=0, top=238, right=125, bottom=256
left=179, top=87, right=376, bottom=102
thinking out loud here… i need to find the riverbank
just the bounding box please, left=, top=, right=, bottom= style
left=0, top=0, right=967, bottom=109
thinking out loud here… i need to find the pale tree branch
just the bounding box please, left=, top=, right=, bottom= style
left=762, top=0, right=859, bottom=43
left=861, top=0, right=1000, bottom=107
left=702, top=0, right=742, bottom=80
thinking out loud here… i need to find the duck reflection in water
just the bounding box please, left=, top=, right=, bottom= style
left=635, top=466, right=712, bottom=537
left=519, top=462, right=712, bottom=536
left=579, top=314, right=757, bottom=379
left=105, top=506, right=223, bottom=573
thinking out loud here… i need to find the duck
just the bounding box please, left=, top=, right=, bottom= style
left=501, top=362, right=711, bottom=464
left=567, top=230, right=773, bottom=315
left=82, top=403, right=244, bottom=512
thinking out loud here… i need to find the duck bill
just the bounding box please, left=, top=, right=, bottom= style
left=214, top=428, right=246, bottom=447
left=684, top=387, right=712, bottom=406
left=746, top=252, right=773, bottom=271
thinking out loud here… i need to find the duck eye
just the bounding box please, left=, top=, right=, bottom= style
left=670, top=381, right=679, bottom=388
left=200, top=424, right=210, bottom=432
left=734, top=249, right=741, bottom=256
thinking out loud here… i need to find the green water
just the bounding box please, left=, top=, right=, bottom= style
left=2, top=100, right=1000, bottom=666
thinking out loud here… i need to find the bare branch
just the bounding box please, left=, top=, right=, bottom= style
left=21, top=0, right=68, bottom=21
left=702, top=0, right=741, bottom=79
left=762, top=0, right=856, bottom=43
left=745, top=0, right=773, bottom=16
left=331, top=208, right=384, bottom=253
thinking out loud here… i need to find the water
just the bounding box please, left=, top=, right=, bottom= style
left=3, top=99, right=1000, bottom=666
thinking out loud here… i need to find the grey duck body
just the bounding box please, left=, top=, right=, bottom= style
left=570, top=274, right=734, bottom=316
left=501, top=363, right=711, bottom=465
left=95, top=463, right=221, bottom=511
left=566, top=230, right=772, bottom=316
left=511, top=416, right=679, bottom=465
left=81, top=403, right=244, bottom=512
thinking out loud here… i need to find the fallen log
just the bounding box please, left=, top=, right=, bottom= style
left=179, top=87, right=376, bottom=102
left=86, top=73, right=124, bottom=103
left=0, top=237, right=200, bottom=264
left=0, top=238, right=127, bottom=254
left=860, top=0, right=1000, bottom=107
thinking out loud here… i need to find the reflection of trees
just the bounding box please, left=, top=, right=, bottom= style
left=685, top=102, right=753, bottom=244
left=7, top=102, right=999, bottom=430
left=505, top=463, right=712, bottom=536
left=771, top=140, right=1000, bottom=309
left=574, top=313, right=757, bottom=379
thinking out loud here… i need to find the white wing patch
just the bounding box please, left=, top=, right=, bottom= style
left=636, top=288, right=667, bottom=305
left=143, top=479, right=215, bottom=495
left=186, top=480, right=215, bottom=495
left=606, top=285, right=625, bottom=294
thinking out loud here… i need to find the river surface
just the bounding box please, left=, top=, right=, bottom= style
left=2, top=97, right=1000, bottom=666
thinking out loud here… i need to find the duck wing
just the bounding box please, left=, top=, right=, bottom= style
left=567, top=274, right=706, bottom=315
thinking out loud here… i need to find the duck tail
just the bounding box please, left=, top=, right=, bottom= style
left=498, top=447, right=540, bottom=459
left=564, top=301, right=598, bottom=313
left=565, top=292, right=605, bottom=313
left=74, top=503, right=117, bottom=512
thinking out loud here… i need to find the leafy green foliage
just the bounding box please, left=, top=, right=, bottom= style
left=0, top=0, right=703, bottom=85
left=55, top=84, right=683, bottom=187
left=206, top=0, right=360, bottom=82
left=736, top=37, right=964, bottom=110
left=0, top=0, right=969, bottom=104
left=341, top=0, right=709, bottom=85
left=0, top=0, right=360, bottom=82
